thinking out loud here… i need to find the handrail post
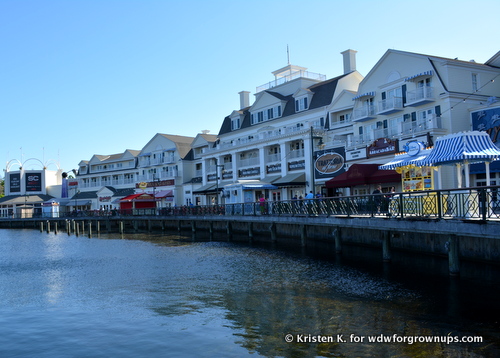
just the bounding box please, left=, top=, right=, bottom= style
left=437, top=190, right=442, bottom=219
left=480, top=187, right=487, bottom=221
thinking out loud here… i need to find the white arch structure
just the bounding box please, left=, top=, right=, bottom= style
left=5, top=158, right=61, bottom=172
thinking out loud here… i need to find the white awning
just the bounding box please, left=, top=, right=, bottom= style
left=379, top=149, right=432, bottom=170
left=420, top=131, right=500, bottom=166
left=404, top=70, right=433, bottom=82
left=352, top=91, right=375, bottom=100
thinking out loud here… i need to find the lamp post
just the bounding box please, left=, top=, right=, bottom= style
left=310, top=126, right=324, bottom=194
left=214, top=159, right=225, bottom=206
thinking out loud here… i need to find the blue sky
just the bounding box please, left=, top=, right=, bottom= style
left=1, top=0, right=499, bottom=174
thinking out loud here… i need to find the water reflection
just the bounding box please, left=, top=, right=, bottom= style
left=0, top=229, right=498, bottom=357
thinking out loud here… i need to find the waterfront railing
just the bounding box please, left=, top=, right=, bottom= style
left=2, top=186, right=499, bottom=221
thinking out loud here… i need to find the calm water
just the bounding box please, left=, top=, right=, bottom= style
left=0, top=228, right=499, bottom=357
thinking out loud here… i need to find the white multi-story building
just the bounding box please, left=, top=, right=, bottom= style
left=73, top=149, right=140, bottom=210
left=194, top=50, right=363, bottom=205
left=74, top=133, right=195, bottom=210
left=327, top=49, right=500, bottom=194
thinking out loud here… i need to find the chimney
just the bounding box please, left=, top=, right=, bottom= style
left=341, top=49, right=357, bottom=74
left=239, top=91, right=250, bottom=109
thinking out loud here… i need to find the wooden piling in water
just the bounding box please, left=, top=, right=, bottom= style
left=270, top=222, right=277, bottom=242
left=300, top=225, right=306, bottom=247
left=46, top=221, right=50, bottom=233
left=40, top=221, right=44, bottom=232
left=382, top=231, right=391, bottom=262
left=248, top=222, right=253, bottom=242
left=448, top=235, right=460, bottom=276
left=333, top=227, right=341, bottom=253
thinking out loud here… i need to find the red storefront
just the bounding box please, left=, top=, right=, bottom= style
left=119, top=193, right=156, bottom=212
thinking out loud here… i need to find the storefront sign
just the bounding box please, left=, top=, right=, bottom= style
left=222, top=171, right=233, bottom=180
left=99, top=196, right=112, bottom=202
left=404, top=141, right=425, bottom=156
left=266, top=164, right=281, bottom=173
left=366, top=138, right=398, bottom=158
left=238, top=167, right=260, bottom=177
left=9, top=173, right=20, bottom=193
left=346, top=149, right=366, bottom=161
left=136, top=179, right=175, bottom=189
left=313, top=148, right=346, bottom=179
left=288, top=160, right=305, bottom=171
left=25, top=172, right=42, bottom=192
left=471, top=106, right=500, bottom=146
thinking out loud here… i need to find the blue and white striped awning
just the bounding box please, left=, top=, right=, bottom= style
left=404, top=70, right=433, bottom=82
left=420, top=131, right=500, bottom=166
left=379, top=149, right=432, bottom=170
left=352, top=91, right=375, bottom=100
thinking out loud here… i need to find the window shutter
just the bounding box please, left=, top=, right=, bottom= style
left=435, top=105, right=441, bottom=117
left=402, top=84, right=407, bottom=104
left=304, top=97, right=308, bottom=109
left=295, top=100, right=299, bottom=112
left=411, top=112, right=417, bottom=121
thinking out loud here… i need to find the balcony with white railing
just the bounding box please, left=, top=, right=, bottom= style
left=347, top=134, right=373, bottom=148
left=238, top=157, right=260, bottom=168
left=377, top=97, right=403, bottom=115
left=287, top=149, right=305, bottom=160
left=266, top=153, right=281, bottom=163
left=401, top=115, right=443, bottom=136
left=405, top=86, right=435, bottom=106
left=353, top=105, right=377, bottom=122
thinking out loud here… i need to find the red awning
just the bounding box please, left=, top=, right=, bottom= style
left=325, top=164, right=400, bottom=188
left=119, top=193, right=155, bottom=202
left=367, top=169, right=401, bottom=184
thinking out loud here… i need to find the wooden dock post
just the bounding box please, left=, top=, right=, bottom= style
left=209, top=221, right=214, bottom=240
left=382, top=231, right=391, bottom=262
left=270, top=222, right=277, bottom=243
left=54, top=222, right=58, bottom=235
left=46, top=221, right=50, bottom=233
left=333, top=227, right=341, bottom=253
left=40, top=221, right=44, bottom=233
left=448, top=235, right=460, bottom=276
left=300, top=225, right=307, bottom=247
left=88, top=221, right=92, bottom=238
left=191, top=221, right=196, bottom=240
left=119, top=221, right=124, bottom=235
left=177, top=220, right=182, bottom=233
left=248, top=222, right=254, bottom=242
left=226, top=221, right=232, bottom=240
left=96, top=221, right=100, bottom=235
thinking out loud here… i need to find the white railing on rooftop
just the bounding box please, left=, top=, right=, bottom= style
left=256, top=71, right=326, bottom=93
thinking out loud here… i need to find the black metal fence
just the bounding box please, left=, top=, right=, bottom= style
left=3, top=186, right=499, bottom=221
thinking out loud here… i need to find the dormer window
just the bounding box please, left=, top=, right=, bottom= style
left=251, top=105, right=282, bottom=125
left=295, top=97, right=308, bottom=112
left=231, top=117, right=240, bottom=130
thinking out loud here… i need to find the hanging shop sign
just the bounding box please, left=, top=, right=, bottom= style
left=313, top=147, right=346, bottom=179
left=366, top=138, right=398, bottom=158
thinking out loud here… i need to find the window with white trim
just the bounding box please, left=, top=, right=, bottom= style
left=295, top=97, right=308, bottom=112
left=251, top=105, right=282, bottom=125
left=472, top=73, right=479, bottom=92
left=231, top=117, right=240, bottom=130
